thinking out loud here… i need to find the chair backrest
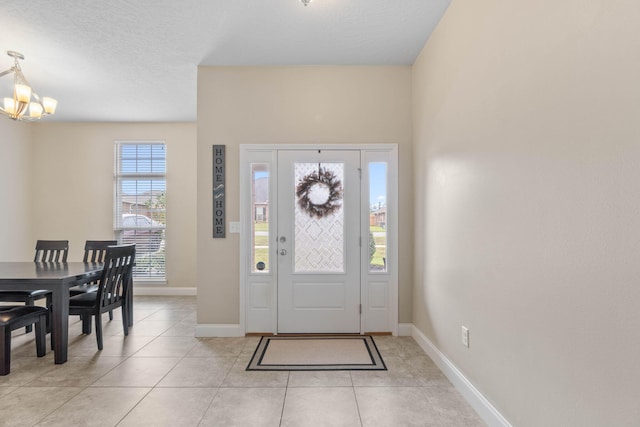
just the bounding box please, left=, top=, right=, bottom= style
left=34, top=240, right=69, bottom=262
left=83, top=240, right=118, bottom=263
left=97, top=244, right=136, bottom=309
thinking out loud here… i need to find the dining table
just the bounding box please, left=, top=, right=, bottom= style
left=0, top=262, right=104, bottom=364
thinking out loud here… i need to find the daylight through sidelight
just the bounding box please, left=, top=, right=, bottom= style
left=369, top=162, right=387, bottom=272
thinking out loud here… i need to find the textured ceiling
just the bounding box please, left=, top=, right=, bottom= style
left=0, top=0, right=450, bottom=122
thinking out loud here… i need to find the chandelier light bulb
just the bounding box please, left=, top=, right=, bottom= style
left=3, top=98, right=16, bottom=114
left=15, top=84, right=31, bottom=103
left=29, top=102, right=43, bottom=118
left=42, top=97, right=58, bottom=114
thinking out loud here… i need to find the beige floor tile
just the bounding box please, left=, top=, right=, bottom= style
left=132, top=336, right=199, bottom=357
left=35, top=387, right=149, bottom=427
left=0, top=386, right=17, bottom=396
left=91, top=357, right=180, bottom=387
left=373, top=336, right=431, bottom=359
left=24, top=356, right=125, bottom=387
left=200, top=387, right=286, bottom=427
left=128, top=308, right=161, bottom=322
left=123, top=319, right=176, bottom=336
left=288, top=370, right=353, bottom=387
left=144, top=309, right=195, bottom=322
left=351, top=355, right=449, bottom=387
left=119, top=387, right=217, bottom=427
left=186, top=337, right=248, bottom=357
left=157, top=357, right=236, bottom=387
left=222, top=357, right=289, bottom=388
left=0, top=355, right=57, bottom=386
left=160, top=320, right=197, bottom=337
left=281, top=387, right=361, bottom=427
left=0, top=386, right=81, bottom=426
left=356, top=387, right=444, bottom=426
left=425, top=386, right=487, bottom=426
left=67, top=334, right=155, bottom=357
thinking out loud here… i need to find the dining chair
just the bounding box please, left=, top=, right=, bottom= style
left=0, top=240, right=68, bottom=333
left=0, top=306, right=48, bottom=375
left=69, top=240, right=117, bottom=295
left=68, top=244, right=135, bottom=350
left=70, top=240, right=118, bottom=321
left=33, top=240, right=69, bottom=262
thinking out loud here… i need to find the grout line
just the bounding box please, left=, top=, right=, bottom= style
left=279, top=372, right=291, bottom=427
left=352, top=384, right=365, bottom=427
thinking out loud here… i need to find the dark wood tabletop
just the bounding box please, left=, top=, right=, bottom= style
left=0, top=262, right=102, bottom=280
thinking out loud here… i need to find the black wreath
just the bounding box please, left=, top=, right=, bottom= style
left=296, top=167, right=343, bottom=218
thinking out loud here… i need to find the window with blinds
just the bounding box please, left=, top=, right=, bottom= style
left=114, top=142, right=166, bottom=281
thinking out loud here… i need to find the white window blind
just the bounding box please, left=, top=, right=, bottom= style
left=114, top=142, right=166, bottom=280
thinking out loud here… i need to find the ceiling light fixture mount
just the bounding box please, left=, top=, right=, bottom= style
left=0, top=50, right=57, bottom=121
left=300, top=0, right=312, bottom=6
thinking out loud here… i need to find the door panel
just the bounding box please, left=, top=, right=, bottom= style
left=277, top=150, right=361, bottom=333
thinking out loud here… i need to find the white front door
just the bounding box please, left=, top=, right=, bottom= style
left=276, top=150, right=361, bottom=333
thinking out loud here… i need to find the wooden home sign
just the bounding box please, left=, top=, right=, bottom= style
left=213, top=145, right=225, bottom=238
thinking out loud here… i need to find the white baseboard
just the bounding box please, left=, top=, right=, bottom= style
left=132, top=287, right=197, bottom=296
left=409, top=324, right=512, bottom=427
left=398, top=323, right=413, bottom=336
left=195, top=324, right=244, bottom=337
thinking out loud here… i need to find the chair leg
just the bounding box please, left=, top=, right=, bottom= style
left=109, top=310, right=113, bottom=321
left=1, top=326, right=11, bottom=376
left=45, top=294, right=52, bottom=333
left=121, top=307, right=129, bottom=336
left=35, top=314, right=47, bottom=357
left=95, top=314, right=103, bottom=351
left=82, top=315, right=92, bottom=335
left=25, top=296, right=34, bottom=334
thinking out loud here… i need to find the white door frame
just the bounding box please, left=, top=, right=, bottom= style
left=239, top=144, right=398, bottom=335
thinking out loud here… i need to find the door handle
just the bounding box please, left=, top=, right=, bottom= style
left=280, top=249, right=287, bottom=256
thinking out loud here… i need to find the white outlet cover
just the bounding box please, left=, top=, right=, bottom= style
left=461, top=326, right=469, bottom=347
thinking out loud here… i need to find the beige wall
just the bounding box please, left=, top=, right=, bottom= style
left=29, top=122, right=197, bottom=287
left=197, top=66, right=413, bottom=324
left=0, top=120, right=33, bottom=260
left=413, top=0, right=640, bottom=425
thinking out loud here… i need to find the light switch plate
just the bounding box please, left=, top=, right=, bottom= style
left=229, top=221, right=241, bottom=233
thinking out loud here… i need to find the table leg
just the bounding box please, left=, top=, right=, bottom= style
left=50, top=283, right=69, bottom=364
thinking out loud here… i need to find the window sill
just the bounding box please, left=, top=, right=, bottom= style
left=133, top=279, right=167, bottom=286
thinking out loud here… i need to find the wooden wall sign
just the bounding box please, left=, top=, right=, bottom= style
left=213, top=145, right=225, bottom=238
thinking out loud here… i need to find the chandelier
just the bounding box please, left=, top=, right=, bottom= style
left=0, top=51, right=57, bottom=121
left=301, top=0, right=312, bottom=6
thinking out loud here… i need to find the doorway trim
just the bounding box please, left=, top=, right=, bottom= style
left=239, top=144, right=398, bottom=335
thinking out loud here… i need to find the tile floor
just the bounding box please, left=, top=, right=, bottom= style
left=0, top=296, right=485, bottom=426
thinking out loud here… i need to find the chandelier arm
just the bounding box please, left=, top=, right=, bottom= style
left=0, top=68, right=14, bottom=78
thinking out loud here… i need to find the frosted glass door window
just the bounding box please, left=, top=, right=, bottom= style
left=294, top=162, right=344, bottom=273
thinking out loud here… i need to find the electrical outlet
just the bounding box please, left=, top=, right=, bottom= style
left=461, top=326, right=469, bottom=348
